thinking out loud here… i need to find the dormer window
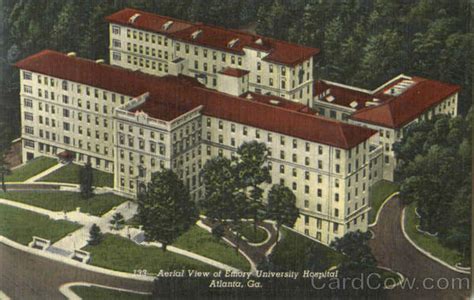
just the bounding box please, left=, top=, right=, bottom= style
left=129, top=13, right=141, bottom=24
left=227, top=38, right=239, bottom=48
left=162, top=20, right=173, bottom=30
left=191, top=30, right=202, bottom=40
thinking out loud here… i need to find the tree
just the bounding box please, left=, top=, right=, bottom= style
left=0, top=152, right=10, bottom=192
left=394, top=113, right=472, bottom=262
left=330, top=230, right=378, bottom=280
left=79, top=161, right=94, bottom=199
left=235, top=141, right=271, bottom=233
left=266, top=184, right=299, bottom=245
left=88, top=223, right=103, bottom=245
left=110, top=212, right=125, bottom=230
left=200, top=156, right=239, bottom=223
left=137, top=169, right=197, bottom=251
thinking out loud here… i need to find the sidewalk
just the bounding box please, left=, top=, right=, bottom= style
left=52, top=201, right=137, bottom=251
left=24, top=163, right=65, bottom=183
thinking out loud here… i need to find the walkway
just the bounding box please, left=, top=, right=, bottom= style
left=200, top=218, right=279, bottom=271
left=369, top=196, right=469, bottom=299
left=24, top=163, right=65, bottom=183
left=0, top=193, right=242, bottom=272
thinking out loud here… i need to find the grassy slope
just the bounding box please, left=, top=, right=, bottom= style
left=271, top=227, right=344, bottom=271
left=0, top=191, right=127, bottom=216
left=84, top=234, right=217, bottom=274
left=173, top=225, right=250, bottom=271
left=369, top=180, right=399, bottom=223
left=5, top=156, right=57, bottom=182
left=404, top=202, right=463, bottom=266
left=40, top=163, right=114, bottom=187
left=0, top=204, right=81, bottom=244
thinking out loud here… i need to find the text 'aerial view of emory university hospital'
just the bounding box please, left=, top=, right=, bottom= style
left=1, top=3, right=470, bottom=299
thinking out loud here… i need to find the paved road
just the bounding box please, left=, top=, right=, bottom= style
left=0, top=243, right=153, bottom=299
left=369, top=196, right=469, bottom=299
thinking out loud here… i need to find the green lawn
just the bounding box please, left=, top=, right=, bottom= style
left=71, top=286, right=151, bottom=300
left=270, top=227, right=345, bottom=271
left=404, top=202, right=463, bottom=266
left=40, top=163, right=114, bottom=187
left=239, top=223, right=268, bottom=244
left=84, top=234, right=217, bottom=274
left=0, top=204, right=81, bottom=245
left=5, top=156, right=57, bottom=182
left=172, top=225, right=251, bottom=271
left=369, top=180, right=399, bottom=223
left=0, top=191, right=127, bottom=216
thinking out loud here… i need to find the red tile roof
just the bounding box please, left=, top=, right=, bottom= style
left=219, top=67, right=249, bottom=77
left=106, top=8, right=319, bottom=66
left=15, top=50, right=375, bottom=149
left=350, top=77, right=460, bottom=128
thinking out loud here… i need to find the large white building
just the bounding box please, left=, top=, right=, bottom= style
left=106, top=8, right=318, bottom=106
left=313, top=75, right=459, bottom=181
left=14, top=9, right=460, bottom=245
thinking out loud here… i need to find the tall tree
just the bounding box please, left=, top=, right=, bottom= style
left=266, top=184, right=299, bottom=244
left=137, top=169, right=197, bottom=251
left=0, top=152, right=10, bottom=192
left=235, top=141, right=271, bottom=232
left=330, top=230, right=377, bottom=274
left=88, top=223, right=103, bottom=246
left=79, top=161, right=94, bottom=199
left=200, top=156, right=240, bottom=223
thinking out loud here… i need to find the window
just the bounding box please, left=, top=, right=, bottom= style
left=23, top=85, right=32, bottom=94
left=257, top=62, right=261, bottom=71
left=112, top=39, right=121, bottom=48
left=24, top=98, right=33, bottom=107
left=24, top=112, right=33, bottom=121
left=23, top=71, right=32, bottom=80
left=25, top=126, right=34, bottom=135
left=243, top=127, right=248, bottom=136
left=334, top=209, right=339, bottom=217
left=62, top=80, right=68, bottom=91
left=335, top=149, right=341, bottom=159
left=335, top=193, right=339, bottom=202
left=333, top=223, right=339, bottom=233
left=112, top=52, right=121, bottom=61
left=279, top=165, right=285, bottom=174
left=317, top=204, right=322, bottom=212
left=269, top=64, right=273, bottom=73
left=112, top=25, right=120, bottom=34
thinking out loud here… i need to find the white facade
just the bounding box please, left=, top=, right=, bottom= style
left=108, top=22, right=314, bottom=104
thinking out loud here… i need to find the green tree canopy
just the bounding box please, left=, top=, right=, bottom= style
left=137, top=169, right=197, bottom=251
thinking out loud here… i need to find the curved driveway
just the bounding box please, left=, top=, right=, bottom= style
left=0, top=243, right=153, bottom=299
left=369, top=196, right=469, bottom=299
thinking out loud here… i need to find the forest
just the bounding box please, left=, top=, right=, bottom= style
left=0, top=0, right=471, bottom=141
